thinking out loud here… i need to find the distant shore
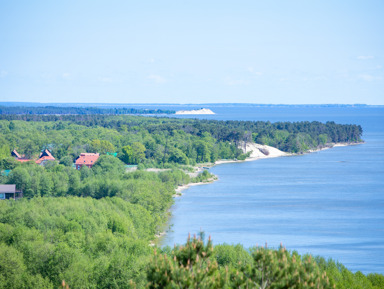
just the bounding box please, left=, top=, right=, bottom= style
left=175, top=108, right=215, bottom=115
left=307, top=141, right=364, bottom=153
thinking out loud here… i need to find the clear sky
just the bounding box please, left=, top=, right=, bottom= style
left=0, top=0, right=383, bottom=104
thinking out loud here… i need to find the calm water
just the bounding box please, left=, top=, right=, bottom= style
left=157, top=105, right=384, bottom=274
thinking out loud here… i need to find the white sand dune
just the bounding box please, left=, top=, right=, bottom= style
left=214, top=142, right=288, bottom=165
left=240, top=142, right=288, bottom=159
left=175, top=108, right=215, bottom=115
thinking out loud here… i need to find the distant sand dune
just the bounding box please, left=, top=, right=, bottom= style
left=175, top=108, right=215, bottom=115
left=240, top=142, right=288, bottom=159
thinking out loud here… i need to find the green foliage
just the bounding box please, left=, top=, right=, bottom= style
left=143, top=236, right=344, bottom=288
left=0, top=143, right=10, bottom=160
left=146, top=234, right=225, bottom=288
left=121, top=144, right=134, bottom=164
left=0, top=105, right=174, bottom=115
left=1, top=161, right=178, bottom=286
left=167, top=147, right=189, bottom=165
left=132, top=142, right=146, bottom=163
left=232, top=246, right=334, bottom=288
left=0, top=197, right=155, bottom=288
left=59, top=155, right=74, bottom=167
left=319, top=134, right=328, bottom=145
left=0, top=157, right=19, bottom=170
left=0, top=243, right=52, bottom=288
left=193, top=169, right=215, bottom=183
left=145, top=236, right=382, bottom=288
left=214, top=244, right=253, bottom=269
left=0, top=114, right=370, bottom=289
left=0, top=115, right=363, bottom=170
left=367, top=273, right=384, bottom=289
left=89, top=139, right=116, bottom=154
left=121, top=142, right=146, bottom=164
left=315, top=257, right=383, bottom=289
left=92, top=154, right=126, bottom=175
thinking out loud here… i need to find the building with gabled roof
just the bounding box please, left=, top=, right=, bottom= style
left=35, top=149, right=55, bottom=165
left=75, top=153, right=100, bottom=170
left=11, top=149, right=21, bottom=159
left=11, top=149, right=31, bottom=162
left=38, top=149, right=54, bottom=159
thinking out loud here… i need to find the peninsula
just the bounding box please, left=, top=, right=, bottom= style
left=0, top=113, right=367, bottom=288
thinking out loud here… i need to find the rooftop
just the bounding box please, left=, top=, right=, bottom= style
left=75, top=153, right=100, bottom=165
left=0, top=184, right=16, bottom=193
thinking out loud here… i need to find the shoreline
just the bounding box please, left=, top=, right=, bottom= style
left=307, top=141, right=364, bottom=153
left=152, top=141, right=363, bottom=245
left=173, top=177, right=218, bottom=197
left=213, top=153, right=291, bottom=165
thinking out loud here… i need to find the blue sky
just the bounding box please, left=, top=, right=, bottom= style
left=0, top=0, right=383, bottom=104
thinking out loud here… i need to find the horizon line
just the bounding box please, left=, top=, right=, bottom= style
left=1, top=101, right=382, bottom=107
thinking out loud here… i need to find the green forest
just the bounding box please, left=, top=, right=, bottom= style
left=0, top=114, right=379, bottom=288
left=0, top=114, right=362, bottom=167
left=0, top=105, right=175, bottom=115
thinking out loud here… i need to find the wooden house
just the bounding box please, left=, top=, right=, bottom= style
left=0, top=184, right=23, bottom=200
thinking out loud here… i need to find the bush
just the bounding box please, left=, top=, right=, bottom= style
left=59, top=156, right=74, bottom=167
left=143, top=235, right=334, bottom=288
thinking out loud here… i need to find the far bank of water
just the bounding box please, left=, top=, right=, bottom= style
left=159, top=106, right=384, bottom=274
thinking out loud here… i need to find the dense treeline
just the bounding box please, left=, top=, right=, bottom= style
left=0, top=115, right=362, bottom=170
left=0, top=106, right=175, bottom=115
left=1, top=155, right=211, bottom=207
left=0, top=157, right=214, bottom=288
left=2, top=159, right=381, bottom=288
left=148, top=235, right=384, bottom=288
left=0, top=117, right=248, bottom=166
left=0, top=114, right=371, bottom=288
left=0, top=197, right=155, bottom=288
left=2, top=215, right=383, bottom=288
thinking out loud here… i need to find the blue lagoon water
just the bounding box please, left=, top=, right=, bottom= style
left=158, top=105, right=384, bottom=274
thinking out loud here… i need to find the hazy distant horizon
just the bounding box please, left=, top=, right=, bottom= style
left=1, top=102, right=382, bottom=107
left=1, top=1, right=383, bottom=105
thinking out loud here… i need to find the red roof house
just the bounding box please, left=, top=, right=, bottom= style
left=75, top=153, right=100, bottom=170
left=16, top=159, right=32, bottom=163
left=35, top=149, right=55, bottom=165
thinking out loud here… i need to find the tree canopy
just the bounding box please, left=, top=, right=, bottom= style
left=0, top=115, right=363, bottom=171
left=0, top=113, right=372, bottom=288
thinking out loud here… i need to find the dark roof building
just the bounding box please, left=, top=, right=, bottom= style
left=11, top=149, right=21, bottom=158
left=35, top=149, right=55, bottom=165
left=12, top=149, right=31, bottom=162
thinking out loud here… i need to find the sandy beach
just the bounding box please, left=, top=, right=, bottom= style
left=154, top=141, right=363, bottom=245
left=173, top=141, right=363, bottom=196
left=174, top=178, right=217, bottom=196
left=307, top=141, right=364, bottom=153
left=173, top=142, right=288, bottom=196
left=215, top=142, right=290, bottom=165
